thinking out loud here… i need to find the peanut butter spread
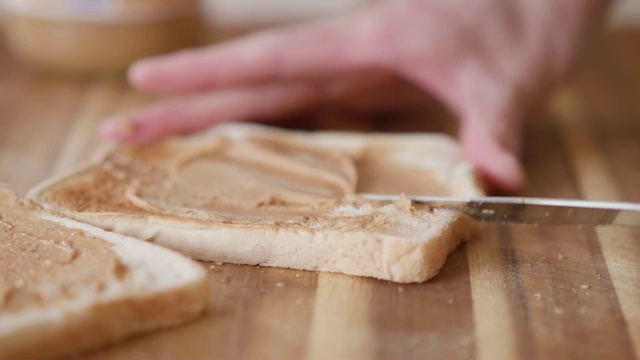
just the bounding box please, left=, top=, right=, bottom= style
left=39, top=130, right=455, bottom=235
left=0, top=188, right=128, bottom=313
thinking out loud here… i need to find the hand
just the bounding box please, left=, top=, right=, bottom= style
left=99, top=0, right=605, bottom=193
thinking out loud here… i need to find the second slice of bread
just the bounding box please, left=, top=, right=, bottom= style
left=29, top=124, right=484, bottom=283
left=0, top=186, right=208, bottom=360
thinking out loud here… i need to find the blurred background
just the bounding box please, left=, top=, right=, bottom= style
left=609, top=0, right=640, bottom=27
left=0, top=0, right=638, bottom=75
left=201, top=0, right=640, bottom=29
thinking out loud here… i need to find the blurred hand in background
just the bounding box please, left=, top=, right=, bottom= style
left=100, top=0, right=607, bottom=193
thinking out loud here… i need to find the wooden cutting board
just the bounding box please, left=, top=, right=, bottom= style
left=0, top=31, right=639, bottom=360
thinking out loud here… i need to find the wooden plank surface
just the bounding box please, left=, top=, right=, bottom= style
left=1, top=30, right=639, bottom=360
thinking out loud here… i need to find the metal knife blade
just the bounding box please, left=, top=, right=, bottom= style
left=360, top=194, right=640, bottom=227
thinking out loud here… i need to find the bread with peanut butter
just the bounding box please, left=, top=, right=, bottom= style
left=0, top=186, right=207, bottom=360
left=29, top=123, right=484, bottom=283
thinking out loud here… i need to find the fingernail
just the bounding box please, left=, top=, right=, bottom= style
left=99, top=115, right=136, bottom=141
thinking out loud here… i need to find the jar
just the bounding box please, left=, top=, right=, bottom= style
left=2, top=0, right=203, bottom=75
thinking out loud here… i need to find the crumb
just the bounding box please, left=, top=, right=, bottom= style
left=407, top=335, right=421, bottom=346
left=295, top=273, right=301, bottom=278
left=275, top=282, right=285, bottom=288
left=447, top=298, right=454, bottom=304
left=409, top=335, right=420, bottom=346
left=553, top=307, right=565, bottom=315
left=213, top=261, right=224, bottom=266
left=397, top=286, right=405, bottom=293
left=459, top=336, right=472, bottom=346
left=579, top=306, right=587, bottom=315
left=209, top=265, right=216, bottom=270
left=533, top=293, right=542, bottom=301
left=394, top=193, right=413, bottom=212
left=458, top=349, right=471, bottom=360
left=557, top=254, right=567, bottom=260
left=581, top=284, right=590, bottom=289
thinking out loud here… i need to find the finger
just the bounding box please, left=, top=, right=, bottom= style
left=406, top=61, right=527, bottom=192
left=99, top=82, right=322, bottom=143
left=129, top=12, right=382, bottom=95
left=459, top=118, right=526, bottom=193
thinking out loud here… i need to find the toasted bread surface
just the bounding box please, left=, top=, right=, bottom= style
left=0, top=186, right=207, bottom=360
left=29, top=124, right=484, bottom=283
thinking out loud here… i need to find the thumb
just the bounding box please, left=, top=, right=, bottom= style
left=459, top=116, right=526, bottom=194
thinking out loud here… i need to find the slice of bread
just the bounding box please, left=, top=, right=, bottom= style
left=0, top=186, right=207, bottom=360
left=29, top=123, right=484, bottom=283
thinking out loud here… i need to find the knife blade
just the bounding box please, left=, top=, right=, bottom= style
left=360, top=194, right=640, bottom=227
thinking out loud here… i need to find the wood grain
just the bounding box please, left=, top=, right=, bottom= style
left=1, top=30, right=639, bottom=360
left=468, top=226, right=520, bottom=360
left=552, top=87, right=640, bottom=358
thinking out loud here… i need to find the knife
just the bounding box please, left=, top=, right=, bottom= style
left=360, top=194, right=640, bottom=227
